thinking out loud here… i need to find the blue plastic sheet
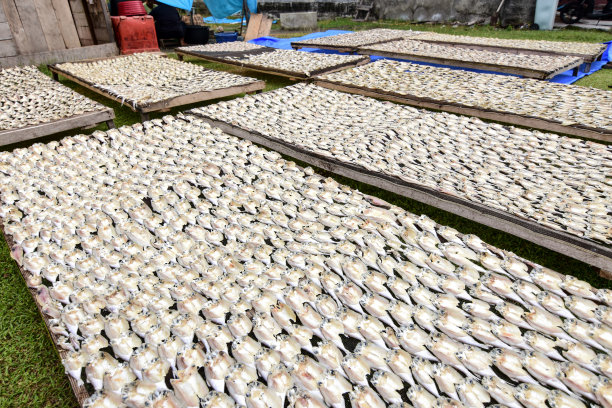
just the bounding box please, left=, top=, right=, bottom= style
left=156, top=0, right=193, bottom=11
left=372, top=41, right=611, bottom=84
left=249, top=30, right=352, bottom=53
left=250, top=32, right=610, bottom=84
left=203, top=16, right=277, bottom=25
left=549, top=41, right=610, bottom=84
left=202, top=0, right=257, bottom=19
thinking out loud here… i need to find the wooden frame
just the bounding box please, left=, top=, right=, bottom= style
left=312, top=79, right=612, bottom=143
left=355, top=47, right=583, bottom=79
left=1, top=225, right=92, bottom=406
left=290, top=35, right=403, bottom=53
left=0, top=109, right=115, bottom=146
left=176, top=48, right=370, bottom=80
left=48, top=56, right=266, bottom=121
left=414, top=38, right=608, bottom=64
left=190, top=113, right=612, bottom=271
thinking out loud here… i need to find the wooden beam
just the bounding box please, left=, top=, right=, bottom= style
left=13, top=0, right=49, bottom=53
left=191, top=114, right=612, bottom=271
left=313, top=79, right=612, bottom=143
left=0, top=108, right=115, bottom=146
left=33, top=0, right=66, bottom=50
left=176, top=49, right=370, bottom=79
left=355, top=48, right=583, bottom=80
left=68, top=0, right=93, bottom=46
left=0, top=226, right=92, bottom=406
left=0, top=42, right=117, bottom=68
left=1, top=0, right=34, bottom=54
left=49, top=60, right=266, bottom=118
left=414, top=38, right=607, bottom=64
left=50, top=0, right=80, bottom=48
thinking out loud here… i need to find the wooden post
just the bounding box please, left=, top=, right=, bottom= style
left=140, top=112, right=149, bottom=122
left=106, top=119, right=115, bottom=129
left=599, top=269, right=612, bottom=280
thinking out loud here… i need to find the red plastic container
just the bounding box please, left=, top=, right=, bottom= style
left=118, top=1, right=146, bottom=16
left=111, top=16, right=160, bottom=54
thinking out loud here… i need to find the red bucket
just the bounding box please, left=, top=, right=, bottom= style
left=118, top=1, right=146, bottom=16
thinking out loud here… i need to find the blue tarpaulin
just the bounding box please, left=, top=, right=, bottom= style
left=203, top=16, right=276, bottom=25
left=550, top=41, right=610, bottom=84
left=250, top=30, right=351, bottom=52
left=251, top=30, right=611, bottom=84
left=203, top=16, right=245, bottom=24
left=202, top=0, right=257, bottom=19
left=156, top=0, right=193, bottom=11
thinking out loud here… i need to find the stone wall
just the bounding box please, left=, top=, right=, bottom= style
left=373, top=0, right=536, bottom=25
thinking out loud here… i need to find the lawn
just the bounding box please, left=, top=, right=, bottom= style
left=0, top=21, right=611, bottom=407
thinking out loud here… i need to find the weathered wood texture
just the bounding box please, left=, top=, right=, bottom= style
left=0, top=0, right=114, bottom=66
left=415, top=38, right=607, bottom=63
left=1, top=225, right=92, bottom=406
left=51, top=0, right=81, bottom=48
left=313, top=79, right=612, bottom=143
left=191, top=114, right=612, bottom=271
left=68, top=0, right=93, bottom=46
left=0, top=42, right=118, bottom=68
left=49, top=59, right=266, bottom=119
left=0, top=108, right=115, bottom=146
left=355, top=48, right=583, bottom=79
left=244, top=13, right=273, bottom=42
left=177, top=49, right=370, bottom=79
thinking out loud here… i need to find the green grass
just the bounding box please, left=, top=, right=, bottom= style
left=0, top=22, right=611, bottom=407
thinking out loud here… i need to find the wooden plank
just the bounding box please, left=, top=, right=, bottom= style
left=49, top=61, right=266, bottom=116
left=0, top=38, right=16, bottom=57
left=1, top=0, right=34, bottom=54
left=192, top=115, right=612, bottom=271
left=0, top=2, right=6, bottom=23
left=244, top=13, right=262, bottom=42
left=292, top=43, right=357, bottom=53
left=87, top=0, right=112, bottom=43
left=140, top=81, right=266, bottom=112
left=0, top=21, right=11, bottom=40
left=14, top=0, right=49, bottom=53
left=33, top=0, right=66, bottom=51
left=68, top=0, right=93, bottom=46
left=313, top=79, right=612, bottom=144
left=415, top=38, right=606, bottom=63
left=356, top=48, right=583, bottom=80
left=0, top=42, right=117, bottom=67
left=291, top=37, right=400, bottom=53
left=0, top=108, right=115, bottom=146
left=0, top=225, right=92, bottom=406
left=50, top=0, right=80, bottom=48
left=177, top=49, right=370, bottom=79
left=256, top=15, right=273, bottom=39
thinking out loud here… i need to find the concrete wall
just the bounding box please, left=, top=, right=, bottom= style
left=258, top=0, right=536, bottom=25
left=258, top=0, right=358, bottom=19
left=373, top=0, right=536, bottom=25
